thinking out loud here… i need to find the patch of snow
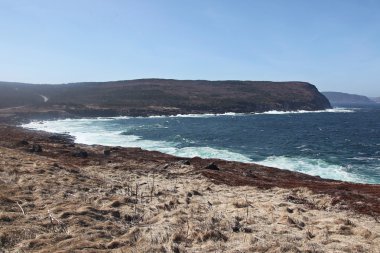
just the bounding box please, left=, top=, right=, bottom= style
left=40, top=95, right=49, bottom=102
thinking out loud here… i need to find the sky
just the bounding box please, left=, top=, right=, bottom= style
left=0, top=0, right=379, bottom=96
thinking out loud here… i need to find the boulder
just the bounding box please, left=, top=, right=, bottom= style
left=205, top=162, right=220, bottom=171
left=177, top=160, right=190, bottom=165
left=72, top=150, right=88, bottom=158
left=19, top=140, right=29, bottom=146
left=30, top=144, right=42, bottom=153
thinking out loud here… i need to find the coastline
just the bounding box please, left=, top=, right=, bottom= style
left=0, top=108, right=380, bottom=252
left=1, top=111, right=379, bottom=251
left=21, top=107, right=371, bottom=185
left=0, top=105, right=352, bottom=125
left=3, top=124, right=380, bottom=214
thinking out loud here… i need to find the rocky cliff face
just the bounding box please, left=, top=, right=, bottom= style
left=0, top=79, right=331, bottom=117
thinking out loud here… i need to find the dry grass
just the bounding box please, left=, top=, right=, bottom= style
left=0, top=146, right=379, bottom=253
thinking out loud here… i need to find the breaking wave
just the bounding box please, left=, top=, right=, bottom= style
left=22, top=119, right=252, bottom=162
left=21, top=105, right=378, bottom=185
left=255, top=156, right=369, bottom=183
left=145, top=108, right=355, bottom=118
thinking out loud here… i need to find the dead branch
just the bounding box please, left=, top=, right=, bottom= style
left=16, top=201, right=25, bottom=215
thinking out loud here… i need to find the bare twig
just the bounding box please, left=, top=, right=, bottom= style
left=16, top=201, right=25, bottom=215
left=150, top=173, right=155, bottom=202
left=245, top=195, right=249, bottom=223
left=135, top=182, right=139, bottom=197
left=186, top=219, right=190, bottom=238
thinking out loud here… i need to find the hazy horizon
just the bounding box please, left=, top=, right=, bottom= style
left=1, top=0, right=379, bottom=96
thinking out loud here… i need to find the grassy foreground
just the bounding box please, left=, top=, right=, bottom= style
left=0, top=125, right=379, bottom=252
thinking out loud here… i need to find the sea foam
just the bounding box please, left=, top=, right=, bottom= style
left=22, top=119, right=251, bottom=162
left=255, top=156, right=368, bottom=183
left=22, top=107, right=368, bottom=184
left=259, top=108, right=355, bottom=114
left=119, top=108, right=355, bottom=119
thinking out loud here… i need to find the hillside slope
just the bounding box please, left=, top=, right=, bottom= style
left=0, top=126, right=379, bottom=252
left=0, top=79, right=331, bottom=118
left=322, top=92, right=375, bottom=105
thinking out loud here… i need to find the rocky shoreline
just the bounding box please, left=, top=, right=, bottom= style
left=0, top=121, right=380, bottom=252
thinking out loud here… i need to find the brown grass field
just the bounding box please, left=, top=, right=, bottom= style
left=0, top=125, right=379, bottom=252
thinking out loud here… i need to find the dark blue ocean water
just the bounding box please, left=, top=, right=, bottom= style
left=23, top=106, right=380, bottom=184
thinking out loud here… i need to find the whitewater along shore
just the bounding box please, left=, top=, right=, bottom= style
left=0, top=123, right=379, bottom=252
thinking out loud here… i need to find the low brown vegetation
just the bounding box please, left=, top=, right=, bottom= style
left=0, top=126, right=379, bottom=252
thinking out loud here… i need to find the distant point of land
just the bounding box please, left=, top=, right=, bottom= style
left=0, top=79, right=331, bottom=123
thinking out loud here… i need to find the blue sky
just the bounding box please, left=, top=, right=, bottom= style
left=1, top=0, right=379, bottom=96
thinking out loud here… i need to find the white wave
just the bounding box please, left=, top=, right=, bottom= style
left=349, top=157, right=380, bottom=162
left=119, top=108, right=355, bottom=119
left=27, top=108, right=353, bottom=124
left=146, top=112, right=247, bottom=118
left=22, top=119, right=251, bottom=162
left=23, top=120, right=178, bottom=153
left=96, top=116, right=131, bottom=120
left=257, top=108, right=355, bottom=115
left=22, top=117, right=369, bottom=184
left=146, top=113, right=214, bottom=118
left=170, top=146, right=253, bottom=163
left=323, top=107, right=356, bottom=113
left=255, top=155, right=368, bottom=183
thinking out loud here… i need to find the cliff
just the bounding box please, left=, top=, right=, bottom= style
left=322, top=91, right=375, bottom=105
left=0, top=79, right=331, bottom=119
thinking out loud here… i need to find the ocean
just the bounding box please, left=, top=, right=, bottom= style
left=23, top=105, right=380, bottom=184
